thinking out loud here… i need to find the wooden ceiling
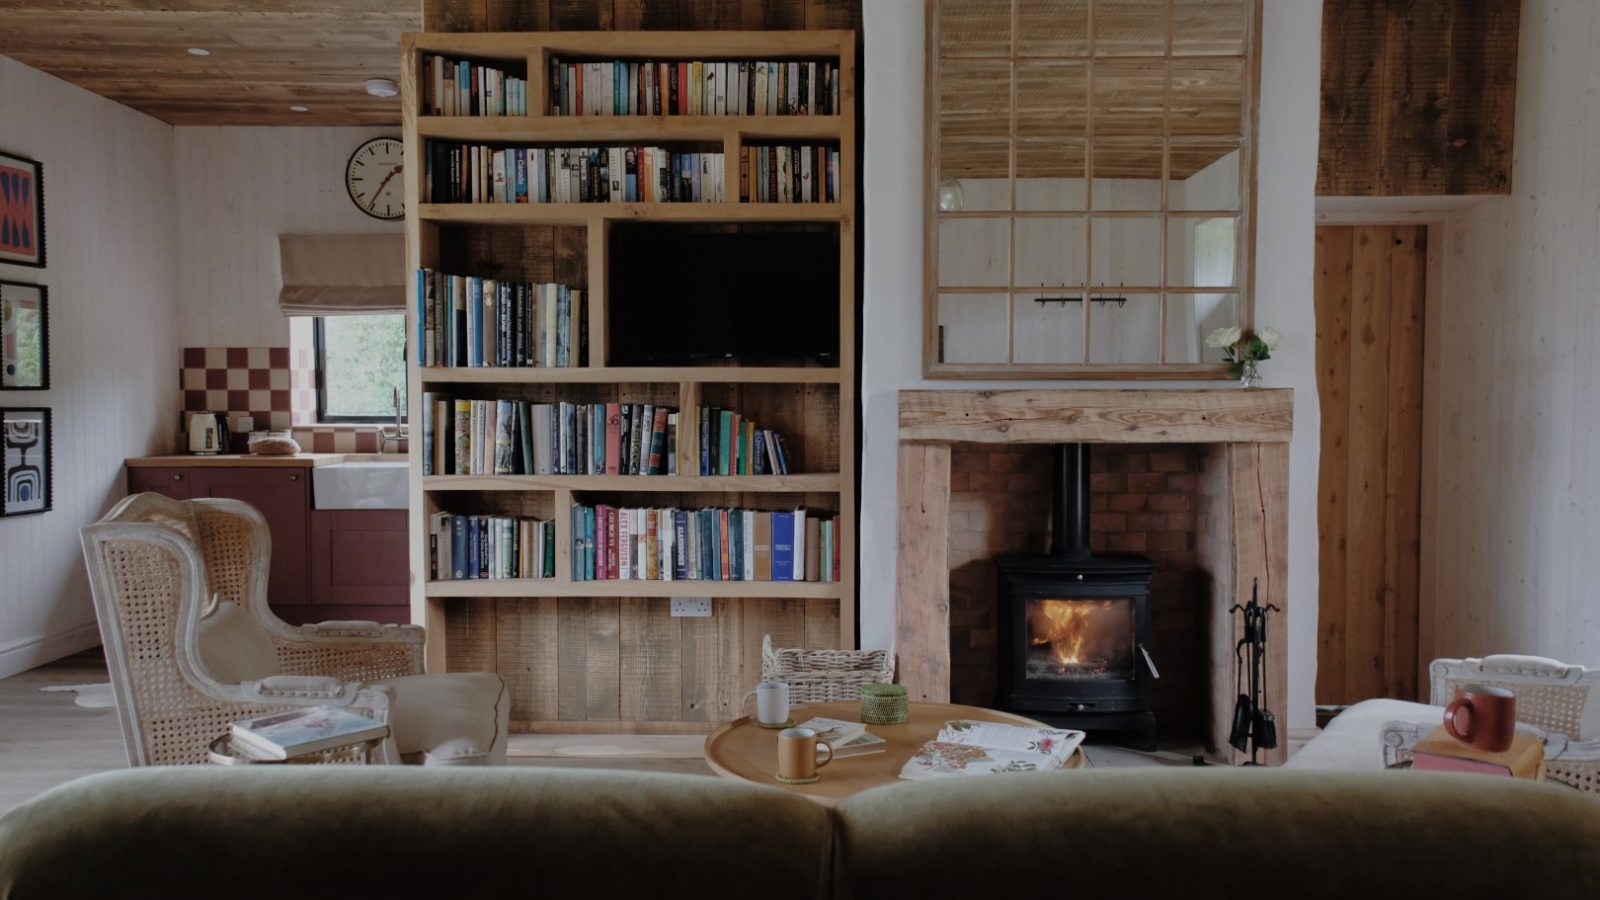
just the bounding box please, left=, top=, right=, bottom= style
left=0, top=1, right=418, bottom=126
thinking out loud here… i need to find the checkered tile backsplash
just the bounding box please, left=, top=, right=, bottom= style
left=179, top=347, right=392, bottom=453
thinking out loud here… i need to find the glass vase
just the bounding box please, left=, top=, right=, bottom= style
left=1238, top=359, right=1262, bottom=388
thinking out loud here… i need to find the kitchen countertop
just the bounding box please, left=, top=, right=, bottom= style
left=126, top=453, right=407, bottom=468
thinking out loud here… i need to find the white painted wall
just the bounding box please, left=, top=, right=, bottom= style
left=1429, top=0, right=1600, bottom=666
left=0, top=55, right=178, bottom=678
left=860, top=0, right=1324, bottom=726
left=175, top=127, right=403, bottom=348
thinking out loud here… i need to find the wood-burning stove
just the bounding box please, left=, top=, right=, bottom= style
left=996, top=444, right=1159, bottom=748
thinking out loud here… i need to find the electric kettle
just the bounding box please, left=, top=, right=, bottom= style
left=187, top=411, right=229, bottom=455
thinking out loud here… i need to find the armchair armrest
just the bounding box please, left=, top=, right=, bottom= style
left=271, top=621, right=425, bottom=682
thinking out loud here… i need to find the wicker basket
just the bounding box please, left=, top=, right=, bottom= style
left=761, top=635, right=896, bottom=704
left=859, top=683, right=909, bottom=725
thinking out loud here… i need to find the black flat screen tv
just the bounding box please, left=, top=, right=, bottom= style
left=607, top=224, right=840, bottom=366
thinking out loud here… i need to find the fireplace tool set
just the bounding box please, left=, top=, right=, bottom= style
left=1228, top=578, right=1280, bottom=764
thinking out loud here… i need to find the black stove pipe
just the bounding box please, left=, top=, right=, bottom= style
left=1051, top=444, right=1092, bottom=558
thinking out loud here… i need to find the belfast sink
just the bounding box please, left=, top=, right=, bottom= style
left=312, top=461, right=408, bottom=510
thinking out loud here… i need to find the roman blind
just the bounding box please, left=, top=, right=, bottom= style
left=277, top=233, right=406, bottom=316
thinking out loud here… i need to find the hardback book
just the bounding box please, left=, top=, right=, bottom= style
left=772, top=512, right=795, bottom=582
left=1411, top=726, right=1546, bottom=780
left=230, top=707, right=387, bottom=761
left=798, top=717, right=889, bottom=759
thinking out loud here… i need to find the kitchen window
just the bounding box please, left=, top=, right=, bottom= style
left=314, top=314, right=407, bottom=423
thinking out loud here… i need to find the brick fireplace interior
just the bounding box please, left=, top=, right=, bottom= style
left=947, top=442, right=1212, bottom=743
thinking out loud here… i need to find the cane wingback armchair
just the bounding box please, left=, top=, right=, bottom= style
left=1381, top=655, right=1600, bottom=796
left=761, top=635, right=895, bottom=704
left=81, top=493, right=439, bottom=766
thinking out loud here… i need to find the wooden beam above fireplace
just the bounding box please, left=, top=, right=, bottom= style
left=899, top=389, right=1293, bottom=445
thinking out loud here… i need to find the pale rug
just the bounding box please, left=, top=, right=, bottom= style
left=38, top=682, right=115, bottom=709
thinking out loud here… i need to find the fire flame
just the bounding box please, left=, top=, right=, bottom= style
left=1031, top=600, right=1113, bottom=667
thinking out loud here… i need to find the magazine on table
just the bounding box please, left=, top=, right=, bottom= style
left=229, top=707, right=387, bottom=760
left=795, top=716, right=888, bottom=759
left=898, top=720, right=1084, bottom=780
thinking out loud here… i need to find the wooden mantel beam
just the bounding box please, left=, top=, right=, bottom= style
left=898, top=388, right=1293, bottom=445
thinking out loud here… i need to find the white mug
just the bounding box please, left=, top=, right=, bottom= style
left=742, top=681, right=790, bottom=726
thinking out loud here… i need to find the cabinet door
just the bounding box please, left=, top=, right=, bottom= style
left=188, top=468, right=311, bottom=607
left=127, top=466, right=191, bottom=500
left=309, top=509, right=409, bottom=622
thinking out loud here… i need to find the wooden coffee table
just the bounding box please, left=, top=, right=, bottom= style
left=703, top=700, right=1084, bottom=806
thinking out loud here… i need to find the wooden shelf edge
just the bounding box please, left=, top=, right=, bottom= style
left=418, top=366, right=842, bottom=384
left=418, top=202, right=846, bottom=224
left=424, top=474, right=842, bottom=492
left=426, top=579, right=846, bottom=599
left=417, top=115, right=842, bottom=142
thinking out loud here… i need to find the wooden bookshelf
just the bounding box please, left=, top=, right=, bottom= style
left=402, top=30, right=857, bottom=734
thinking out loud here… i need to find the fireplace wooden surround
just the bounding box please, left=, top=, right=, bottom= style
left=895, top=389, right=1293, bottom=764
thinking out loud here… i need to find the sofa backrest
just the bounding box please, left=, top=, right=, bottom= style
left=3, top=767, right=1598, bottom=899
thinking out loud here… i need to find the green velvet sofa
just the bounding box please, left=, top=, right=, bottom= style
left=2, top=767, right=1597, bottom=898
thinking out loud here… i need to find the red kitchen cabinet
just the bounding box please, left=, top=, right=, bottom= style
left=126, top=466, right=192, bottom=500
left=309, top=509, right=408, bottom=624
left=186, top=467, right=311, bottom=615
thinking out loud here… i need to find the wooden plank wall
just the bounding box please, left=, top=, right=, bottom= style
left=1318, top=0, right=1520, bottom=196
left=1313, top=225, right=1426, bottom=704
left=423, top=0, right=860, bottom=32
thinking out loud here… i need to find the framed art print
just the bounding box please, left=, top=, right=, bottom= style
left=0, top=281, right=48, bottom=389
left=0, top=150, right=44, bottom=268
left=2, top=407, right=51, bottom=516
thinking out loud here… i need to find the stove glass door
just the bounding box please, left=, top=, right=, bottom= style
left=1023, top=597, right=1137, bottom=682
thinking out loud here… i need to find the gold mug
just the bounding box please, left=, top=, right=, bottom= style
left=776, top=726, right=833, bottom=783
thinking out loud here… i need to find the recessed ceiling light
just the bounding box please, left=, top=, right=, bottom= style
left=186, top=47, right=210, bottom=56
left=365, top=78, right=400, bottom=98
left=289, top=105, right=310, bottom=113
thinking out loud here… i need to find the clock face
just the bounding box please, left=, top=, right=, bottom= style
left=346, top=138, right=405, bottom=220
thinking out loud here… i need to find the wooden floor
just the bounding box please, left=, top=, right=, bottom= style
left=0, top=650, right=1184, bottom=815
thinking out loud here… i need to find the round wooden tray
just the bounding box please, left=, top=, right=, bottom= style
left=703, top=700, right=1084, bottom=806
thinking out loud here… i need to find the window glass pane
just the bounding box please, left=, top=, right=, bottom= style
left=1170, top=142, right=1239, bottom=210
left=1164, top=293, right=1240, bottom=364
left=1018, top=0, right=1090, bottom=57
left=1172, top=0, right=1248, bottom=56
left=939, top=293, right=1010, bottom=363
left=1015, top=217, right=1087, bottom=287
left=941, top=139, right=1010, bottom=211
left=1016, top=63, right=1088, bottom=136
left=1090, top=216, right=1162, bottom=287
left=1091, top=60, right=1166, bottom=135
left=1092, top=0, right=1168, bottom=56
left=1169, top=59, right=1244, bottom=136
left=1091, top=138, right=1162, bottom=210
left=939, top=217, right=1011, bottom=287
left=1013, top=292, right=1086, bottom=364
left=1087, top=293, right=1160, bottom=364
left=1166, top=216, right=1237, bottom=288
left=940, top=0, right=1012, bottom=58
left=320, top=314, right=406, bottom=419
left=1016, top=141, right=1086, bottom=210
left=941, top=61, right=1011, bottom=138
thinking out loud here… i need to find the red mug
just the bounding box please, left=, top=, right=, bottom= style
left=1443, top=683, right=1516, bottom=752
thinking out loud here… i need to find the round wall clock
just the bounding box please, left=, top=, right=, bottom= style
left=345, top=137, right=405, bottom=220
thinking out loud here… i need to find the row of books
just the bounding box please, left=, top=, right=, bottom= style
left=414, top=270, right=584, bottom=369
left=425, top=142, right=726, bottom=204
left=697, top=407, right=792, bottom=476
left=427, top=513, right=556, bottom=581
left=421, top=54, right=530, bottom=117
left=740, top=145, right=840, bottom=204
left=422, top=398, right=679, bottom=477
left=550, top=59, right=841, bottom=117
left=571, top=505, right=842, bottom=583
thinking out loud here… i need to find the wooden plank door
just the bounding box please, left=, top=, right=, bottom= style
left=1314, top=225, right=1426, bottom=704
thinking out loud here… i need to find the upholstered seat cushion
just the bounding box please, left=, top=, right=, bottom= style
left=196, top=599, right=280, bottom=684
left=370, top=672, right=509, bottom=766
left=1284, top=698, right=1442, bottom=769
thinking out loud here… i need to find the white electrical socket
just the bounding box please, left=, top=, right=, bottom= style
left=670, top=598, right=713, bottom=617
